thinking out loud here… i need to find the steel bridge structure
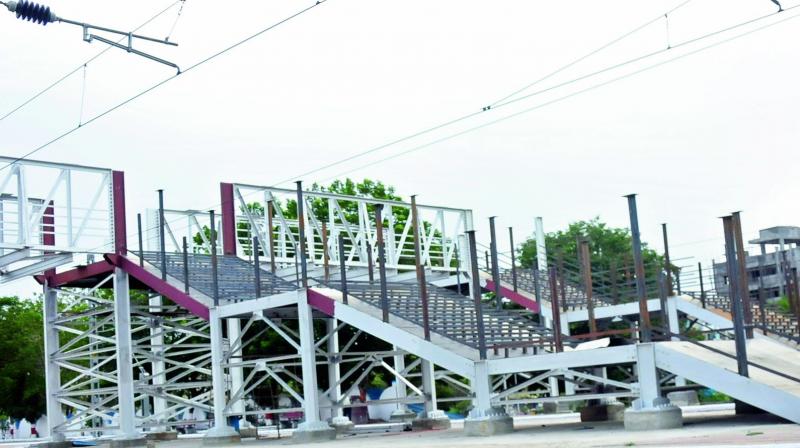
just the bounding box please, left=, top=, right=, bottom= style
left=4, top=156, right=799, bottom=447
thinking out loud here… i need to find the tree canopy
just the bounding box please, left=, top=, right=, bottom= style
left=0, top=297, right=45, bottom=422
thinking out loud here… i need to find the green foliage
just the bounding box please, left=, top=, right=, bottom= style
left=0, top=297, right=45, bottom=422
left=776, top=296, right=791, bottom=313
left=369, top=371, right=389, bottom=389
left=698, top=389, right=732, bottom=404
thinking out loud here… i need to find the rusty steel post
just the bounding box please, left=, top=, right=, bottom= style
left=137, top=213, right=144, bottom=267
left=548, top=267, right=564, bottom=352
left=411, top=196, right=431, bottom=341
left=698, top=262, right=707, bottom=309
left=579, top=238, right=597, bottom=333
left=557, top=253, right=568, bottom=312
left=338, top=233, right=349, bottom=304
left=625, top=194, right=651, bottom=343
left=489, top=217, right=503, bottom=311
left=295, top=181, right=308, bottom=288
left=731, top=212, right=753, bottom=338
left=509, top=227, right=518, bottom=292
left=662, top=223, right=674, bottom=296
left=375, top=204, right=389, bottom=322
left=756, top=255, right=767, bottom=334
left=322, top=222, right=330, bottom=283
left=367, top=242, right=375, bottom=282
left=267, top=200, right=276, bottom=274
left=722, top=215, right=748, bottom=377
left=253, top=236, right=262, bottom=298
left=467, top=230, right=487, bottom=360
left=209, top=210, right=220, bottom=306
left=609, top=259, right=619, bottom=304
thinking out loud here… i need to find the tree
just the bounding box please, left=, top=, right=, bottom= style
left=517, top=218, right=675, bottom=302
left=0, top=297, right=45, bottom=422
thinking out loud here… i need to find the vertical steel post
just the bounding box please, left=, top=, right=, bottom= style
left=375, top=204, right=390, bottom=322
left=42, top=284, right=65, bottom=442
left=467, top=230, right=487, bottom=360
left=367, top=242, right=374, bottom=282
left=610, top=259, right=619, bottom=304
left=722, top=215, right=749, bottom=377
left=158, top=189, right=167, bottom=280
left=557, top=254, right=567, bottom=312
left=658, top=271, right=669, bottom=336
left=209, top=210, right=220, bottom=306
left=182, top=236, right=190, bottom=294
left=509, top=227, right=518, bottom=292
left=220, top=183, right=237, bottom=256
left=295, top=181, right=308, bottom=288
left=267, top=201, right=276, bottom=274
left=731, top=212, right=753, bottom=338
left=548, top=267, right=563, bottom=352
left=411, top=196, right=431, bottom=340
left=625, top=194, right=651, bottom=343
left=322, top=222, right=330, bottom=283
left=489, top=217, right=502, bottom=310
left=579, top=238, right=597, bottom=333
left=137, top=212, right=144, bottom=267
left=698, top=262, right=706, bottom=309
left=662, top=223, right=673, bottom=296
left=338, top=234, right=349, bottom=304
left=253, top=236, right=262, bottom=298
left=113, top=268, right=140, bottom=441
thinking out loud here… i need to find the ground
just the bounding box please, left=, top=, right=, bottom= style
left=4, top=406, right=800, bottom=448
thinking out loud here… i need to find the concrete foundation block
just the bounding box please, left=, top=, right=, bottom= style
left=109, top=436, right=149, bottom=448
left=202, top=425, right=242, bottom=445
left=32, top=442, right=74, bottom=448
left=412, top=410, right=452, bottom=430
left=464, top=408, right=514, bottom=436
left=146, top=431, right=178, bottom=441
left=580, top=402, right=625, bottom=422
left=292, top=421, right=337, bottom=444
left=624, top=405, right=682, bottom=431
left=237, top=426, right=258, bottom=438
left=389, top=409, right=417, bottom=423
left=667, top=390, right=700, bottom=406
left=330, top=416, right=355, bottom=434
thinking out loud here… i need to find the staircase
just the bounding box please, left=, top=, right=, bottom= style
left=697, top=292, right=799, bottom=342
left=141, top=251, right=557, bottom=357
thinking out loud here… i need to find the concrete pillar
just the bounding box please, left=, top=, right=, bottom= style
left=464, top=361, right=512, bottom=436
left=227, top=318, right=256, bottom=436
left=293, top=293, right=336, bottom=442
left=43, top=285, right=66, bottom=443
left=624, top=344, right=682, bottom=430
left=327, top=319, right=353, bottom=433
left=203, top=308, right=240, bottom=445
left=112, top=269, right=146, bottom=447
left=413, top=359, right=451, bottom=429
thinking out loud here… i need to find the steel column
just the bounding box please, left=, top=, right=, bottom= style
left=338, top=234, right=349, bottom=304
left=297, top=294, right=323, bottom=424
left=579, top=238, right=597, bottom=333
left=113, top=268, right=139, bottom=440
left=535, top=216, right=547, bottom=271
left=420, top=359, right=437, bottom=415
left=296, top=182, right=309, bottom=288
left=220, top=183, right=237, bottom=256
left=112, top=171, right=127, bottom=255
left=210, top=210, right=220, bottom=306
left=375, top=204, right=389, bottom=322
left=42, top=283, right=65, bottom=442
left=548, top=267, right=563, bottom=352
left=722, top=215, right=749, bottom=377
left=731, top=212, right=753, bottom=338
left=268, top=201, right=276, bottom=274
left=158, top=189, right=167, bottom=280
left=698, top=262, right=706, bottom=308
left=411, top=196, right=431, bottom=340
left=489, top=217, right=502, bottom=310
left=625, top=194, right=651, bottom=342
left=466, top=230, right=487, bottom=360
left=509, top=227, right=518, bottom=292
left=662, top=223, right=673, bottom=296
left=137, top=213, right=144, bottom=267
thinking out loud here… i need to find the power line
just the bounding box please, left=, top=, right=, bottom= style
left=315, top=8, right=800, bottom=183
left=0, top=0, right=330, bottom=173
left=0, top=0, right=183, bottom=123
left=488, top=0, right=693, bottom=107
left=277, top=4, right=799, bottom=186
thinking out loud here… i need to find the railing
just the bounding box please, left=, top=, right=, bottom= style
left=229, top=183, right=472, bottom=273
left=146, top=208, right=222, bottom=254
left=0, top=157, right=116, bottom=255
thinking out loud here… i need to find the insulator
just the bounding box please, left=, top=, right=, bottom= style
left=7, top=0, right=56, bottom=26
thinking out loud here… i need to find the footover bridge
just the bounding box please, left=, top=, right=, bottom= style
left=4, top=156, right=799, bottom=447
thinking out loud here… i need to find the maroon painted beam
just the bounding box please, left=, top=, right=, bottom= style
left=112, top=171, right=127, bottom=255
left=34, top=260, right=114, bottom=287
left=485, top=279, right=541, bottom=314
left=220, top=182, right=236, bottom=256
left=105, top=254, right=210, bottom=320
left=307, top=288, right=335, bottom=317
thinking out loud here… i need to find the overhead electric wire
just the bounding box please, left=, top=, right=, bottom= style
left=276, top=3, right=800, bottom=186
left=315, top=7, right=800, bottom=183
left=0, top=0, right=183, bottom=123
left=487, top=0, right=693, bottom=108
left=0, top=0, right=329, bottom=174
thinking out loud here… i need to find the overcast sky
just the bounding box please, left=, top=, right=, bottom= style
left=1, top=0, right=799, bottom=296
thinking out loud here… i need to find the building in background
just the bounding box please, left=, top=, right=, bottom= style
left=713, top=226, right=800, bottom=301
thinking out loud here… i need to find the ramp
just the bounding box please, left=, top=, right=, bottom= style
left=655, top=338, right=800, bottom=423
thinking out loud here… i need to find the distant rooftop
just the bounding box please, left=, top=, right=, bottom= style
left=748, top=226, right=800, bottom=245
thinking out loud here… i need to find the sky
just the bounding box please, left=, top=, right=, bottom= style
left=1, top=0, right=799, bottom=297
